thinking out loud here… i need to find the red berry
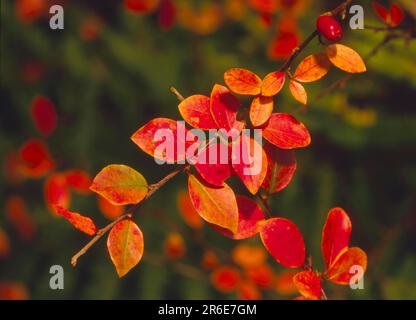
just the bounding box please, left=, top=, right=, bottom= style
left=316, top=15, right=343, bottom=42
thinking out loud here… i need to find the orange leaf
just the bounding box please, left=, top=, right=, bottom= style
left=260, top=218, right=305, bottom=268
left=178, top=94, right=217, bottom=129
left=188, top=174, right=238, bottom=233
left=90, top=164, right=148, bottom=205
left=176, top=189, right=203, bottom=229
left=98, top=196, right=125, bottom=220
left=231, top=134, right=268, bottom=194
left=211, top=266, right=241, bottom=293
left=321, top=207, right=352, bottom=269
left=210, top=84, right=240, bottom=131
left=293, top=271, right=322, bottom=300
left=232, top=244, right=267, bottom=269
left=275, top=270, right=298, bottom=295
left=261, top=71, right=286, bottom=97
left=326, top=247, right=367, bottom=285
left=224, top=68, right=262, bottom=95
left=107, top=219, right=144, bottom=277
left=212, top=195, right=266, bottom=240
left=131, top=118, right=198, bottom=163
left=5, top=195, right=36, bottom=240
left=293, top=53, right=331, bottom=83
left=289, top=80, right=307, bottom=105
left=262, top=113, right=311, bottom=149
left=238, top=280, right=261, bottom=300
left=164, top=232, right=186, bottom=259
left=262, top=144, right=297, bottom=194
left=249, top=96, right=274, bottom=127
left=55, top=206, right=96, bottom=236
left=326, top=44, right=366, bottom=74
left=44, top=173, right=71, bottom=214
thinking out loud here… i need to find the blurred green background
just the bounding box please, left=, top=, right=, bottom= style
left=1, top=0, right=416, bottom=299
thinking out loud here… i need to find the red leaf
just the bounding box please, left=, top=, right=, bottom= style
left=259, top=218, right=306, bottom=268
left=262, top=144, right=297, bottom=194
left=19, top=139, right=54, bottom=177
left=238, top=281, right=261, bottom=300
left=372, top=1, right=389, bottom=22
left=212, top=195, right=266, bottom=240
left=131, top=118, right=198, bottom=163
left=293, top=271, right=322, bottom=300
left=224, top=68, right=262, bottom=96
left=158, top=0, right=176, bottom=30
left=262, top=113, right=311, bottom=149
left=0, top=282, right=29, bottom=300
left=268, top=30, right=299, bottom=60
left=210, top=84, right=240, bottom=131
left=178, top=95, right=217, bottom=130
left=261, top=71, right=286, bottom=97
left=125, top=0, right=160, bottom=14
left=211, top=266, right=241, bottom=293
left=390, top=3, right=404, bottom=27
left=249, top=95, right=274, bottom=127
left=326, top=247, right=367, bottom=285
left=107, top=219, right=144, bottom=277
left=44, top=173, right=71, bottom=214
left=321, top=207, right=352, bottom=269
left=55, top=206, right=97, bottom=236
left=194, top=141, right=231, bottom=187
left=188, top=174, right=239, bottom=233
left=164, top=232, right=186, bottom=259
left=231, top=134, right=268, bottom=194
left=90, top=164, right=148, bottom=205
left=246, top=264, right=275, bottom=288
left=30, top=96, right=57, bottom=136
left=5, top=195, right=36, bottom=240
left=65, top=169, right=92, bottom=194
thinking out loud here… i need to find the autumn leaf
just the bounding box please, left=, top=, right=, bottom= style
left=176, top=189, right=203, bottom=229
left=262, top=144, right=297, bottom=194
left=125, top=0, right=160, bottom=14
left=30, top=95, right=57, bottom=136
left=262, top=113, right=311, bottom=149
left=322, top=207, right=352, bottom=269
left=289, top=80, right=307, bottom=105
left=390, top=4, right=404, bottom=27
left=194, top=141, right=231, bottom=187
left=188, top=174, right=238, bottom=233
left=326, top=247, right=367, bottom=285
left=19, top=139, right=54, bottom=177
left=232, top=244, right=267, bottom=269
left=259, top=218, right=305, bottom=268
left=210, top=84, right=240, bottom=131
left=224, top=68, right=262, bottom=95
left=55, top=206, right=96, bottom=236
left=44, top=173, right=71, bottom=214
left=131, top=118, right=198, bottom=162
left=211, top=266, right=241, bottom=293
left=178, top=94, right=217, bottom=129
left=107, top=219, right=144, bottom=277
left=293, top=53, right=331, bottom=83
left=246, top=264, right=275, bottom=288
left=65, top=169, right=92, bottom=194
left=5, top=196, right=36, bottom=240
left=293, top=271, right=322, bottom=300
left=372, top=1, right=389, bottom=22
left=90, top=164, right=148, bottom=205
left=0, top=228, right=10, bottom=258
left=326, top=44, right=366, bottom=74
left=158, top=0, right=176, bottom=31
left=238, top=281, right=261, bottom=300
left=249, top=96, right=274, bottom=127
left=212, top=195, right=266, bottom=240
left=231, top=134, right=268, bottom=194
left=98, top=196, right=125, bottom=220
left=261, top=71, right=285, bottom=97
left=164, top=232, right=186, bottom=259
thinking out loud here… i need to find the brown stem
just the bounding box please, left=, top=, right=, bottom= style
left=256, top=193, right=273, bottom=218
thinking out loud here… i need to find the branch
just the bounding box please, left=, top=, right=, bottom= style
left=279, top=0, right=352, bottom=72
